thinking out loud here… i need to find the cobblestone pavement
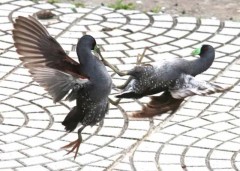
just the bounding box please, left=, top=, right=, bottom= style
left=0, top=0, right=240, bottom=171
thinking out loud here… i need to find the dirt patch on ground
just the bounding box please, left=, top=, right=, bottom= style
left=59, top=0, right=240, bottom=21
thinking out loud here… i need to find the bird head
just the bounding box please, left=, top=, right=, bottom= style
left=191, top=45, right=214, bottom=57
left=78, top=35, right=96, bottom=50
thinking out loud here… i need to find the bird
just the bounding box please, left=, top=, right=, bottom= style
left=12, top=16, right=112, bottom=159
left=98, top=45, right=231, bottom=117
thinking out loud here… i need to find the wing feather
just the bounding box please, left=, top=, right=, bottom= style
left=12, top=16, right=90, bottom=102
left=130, top=91, right=184, bottom=118
left=12, top=15, right=84, bottom=76
left=30, top=68, right=89, bottom=103
left=169, top=74, right=232, bottom=99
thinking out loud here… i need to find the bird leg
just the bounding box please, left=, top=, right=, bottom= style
left=97, top=47, right=148, bottom=106
left=116, top=47, right=149, bottom=90
left=116, top=76, right=133, bottom=90
left=96, top=47, right=148, bottom=77
left=95, top=47, right=128, bottom=76
left=108, top=98, right=121, bottom=106
left=136, top=47, right=148, bottom=65
left=61, top=125, right=86, bottom=160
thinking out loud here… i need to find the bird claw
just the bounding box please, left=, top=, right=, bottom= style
left=61, top=139, right=81, bottom=159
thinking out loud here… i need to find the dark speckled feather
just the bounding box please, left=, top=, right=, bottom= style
left=117, top=45, right=215, bottom=99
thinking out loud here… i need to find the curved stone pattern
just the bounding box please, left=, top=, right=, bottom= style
left=0, top=1, right=239, bottom=170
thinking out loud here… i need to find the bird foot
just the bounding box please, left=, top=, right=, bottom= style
left=108, top=97, right=121, bottom=106
left=61, top=139, right=81, bottom=159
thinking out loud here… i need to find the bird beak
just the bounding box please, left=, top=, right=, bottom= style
left=93, top=45, right=99, bottom=52
left=191, top=48, right=201, bottom=56
left=93, top=45, right=101, bottom=59
left=94, top=45, right=101, bottom=55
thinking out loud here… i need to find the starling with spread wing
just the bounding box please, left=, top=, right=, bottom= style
left=12, top=16, right=112, bottom=159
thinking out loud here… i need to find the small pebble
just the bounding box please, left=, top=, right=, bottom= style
left=123, top=28, right=134, bottom=33
left=34, top=10, right=55, bottom=19
left=102, top=27, right=114, bottom=32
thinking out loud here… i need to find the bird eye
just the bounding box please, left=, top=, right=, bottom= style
left=202, top=46, right=208, bottom=51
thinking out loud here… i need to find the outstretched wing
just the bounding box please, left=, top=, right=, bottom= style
left=130, top=91, right=184, bottom=118
left=169, top=74, right=232, bottom=99
left=30, top=68, right=89, bottom=103
left=12, top=15, right=83, bottom=75
left=12, top=16, right=89, bottom=102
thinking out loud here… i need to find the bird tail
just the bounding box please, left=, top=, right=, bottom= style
left=62, top=106, right=79, bottom=132
left=130, top=91, right=184, bottom=118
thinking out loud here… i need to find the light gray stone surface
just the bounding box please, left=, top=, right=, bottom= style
left=0, top=0, right=239, bottom=170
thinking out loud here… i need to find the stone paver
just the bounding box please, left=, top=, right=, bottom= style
left=0, top=1, right=239, bottom=171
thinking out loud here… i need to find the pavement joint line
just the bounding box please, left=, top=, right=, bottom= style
left=0, top=1, right=239, bottom=170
